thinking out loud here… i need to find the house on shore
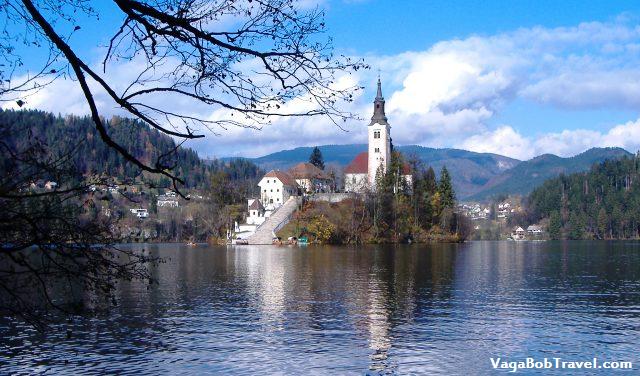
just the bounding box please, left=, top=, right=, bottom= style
left=511, top=226, right=526, bottom=240
left=234, top=199, right=270, bottom=240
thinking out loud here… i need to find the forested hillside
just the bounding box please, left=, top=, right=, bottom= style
left=526, top=154, right=640, bottom=239
left=0, top=109, right=261, bottom=188
left=229, top=144, right=632, bottom=199
left=470, top=147, right=632, bottom=200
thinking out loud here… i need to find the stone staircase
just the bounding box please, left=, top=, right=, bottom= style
left=246, top=196, right=300, bottom=245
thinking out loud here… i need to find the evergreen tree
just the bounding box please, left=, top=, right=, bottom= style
left=424, top=167, right=437, bottom=194
left=309, top=146, right=325, bottom=170
left=149, top=193, right=158, bottom=214
left=388, top=151, right=410, bottom=194
left=597, top=207, right=608, bottom=239
left=438, top=166, right=455, bottom=209
left=568, top=212, right=585, bottom=240
left=210, top=171, right=233, bottom=205
left=414, top=168, right=435, bottom=228
left=549, top=211, right=562, bottom=240
left=526, top=155, right=640, bottom=240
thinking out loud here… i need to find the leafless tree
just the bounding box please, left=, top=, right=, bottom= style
left=0, top=0, right=365, bottom=328
left=2, top=0, right=365, bottom=192
left=0, top=121, right=155, bottom=329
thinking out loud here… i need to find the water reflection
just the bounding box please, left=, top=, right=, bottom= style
left=1, top=241, right=640, bottom=374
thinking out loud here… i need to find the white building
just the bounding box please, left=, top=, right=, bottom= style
left=246, top=199, right=267, bottom=226
left=344, top=78, right=412, bottom=193
left=234, top=199, right=270, bottom=240
left=157, top=194, right=179, bottom=208
left=258, top=170, right=298, bottom=208
left=512, top=226, right=526, bottom=240
left=527, top=225, right=543, bottom=234
left=130, top=208, right=149, bottom=218
left=344, top=152, right=370, bottom=192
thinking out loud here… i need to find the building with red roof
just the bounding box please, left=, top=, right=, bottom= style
left=288, top=162, right=331, bottom=193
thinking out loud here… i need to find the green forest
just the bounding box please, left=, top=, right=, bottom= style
left=526, top=153, right=640, bottom=239
left=0, top=109, right=262, bottom=188
left=0, top=109, right=264, bottom=244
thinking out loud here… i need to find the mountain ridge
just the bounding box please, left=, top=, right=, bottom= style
left=224, top=144, right=632, bottom=200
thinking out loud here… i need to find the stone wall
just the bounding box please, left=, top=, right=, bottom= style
left=308, top=192, right=357, bottom=203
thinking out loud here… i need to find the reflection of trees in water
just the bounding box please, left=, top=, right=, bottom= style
left=254, top=244, right=461, bottom=373
left=3, top=243, right=640, bottom=373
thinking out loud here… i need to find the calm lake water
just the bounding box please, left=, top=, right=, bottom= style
left=1, top=241, right=640, bottom=374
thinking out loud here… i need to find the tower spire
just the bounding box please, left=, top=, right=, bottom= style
left=370, top=76, right=388, bottom=126
left=375, top=69, right=383, bottom=99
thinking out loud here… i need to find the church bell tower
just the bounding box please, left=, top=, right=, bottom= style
left=368, top=77, right=391, bottom=187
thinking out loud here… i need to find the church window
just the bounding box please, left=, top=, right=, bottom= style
left=374, top=131, right=380, bottom=139
left=352, top=176, right=356, bottom=184
left=375, top=147, right=380, bottom=153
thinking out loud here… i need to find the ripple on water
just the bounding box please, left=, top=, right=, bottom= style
left=1, top=242, right=640, bottom=374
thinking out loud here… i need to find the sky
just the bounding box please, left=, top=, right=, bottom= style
left=5, top=0, right=640, bottom=160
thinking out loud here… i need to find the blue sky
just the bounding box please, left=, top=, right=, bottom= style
left=6, top=0, right=640, bottom=160
left=325, top=0, right=640, bottom=54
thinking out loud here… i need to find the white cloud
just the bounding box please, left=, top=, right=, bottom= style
left=6, top=16, right=640, bottom=159
left=458, top=126, right=534, bottom=160
left=457, top=121, right=640, bottom=160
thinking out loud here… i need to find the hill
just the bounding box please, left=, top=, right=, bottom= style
left=525, top=153, right=640, bottom=239
left=0, top=109, right=261, bottom=189
left=229, top=144, right=632, bottom=200
left=468, top=147, right=633, bottom=201
left=227, top=144, right=520, bottom=198
left=397, top=145, right=520, bottom=198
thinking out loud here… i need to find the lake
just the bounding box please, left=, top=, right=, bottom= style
left=1, top=241, right=640, bottom=374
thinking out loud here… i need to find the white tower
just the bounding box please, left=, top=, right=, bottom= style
left=367, top=77, right=391, bottom=187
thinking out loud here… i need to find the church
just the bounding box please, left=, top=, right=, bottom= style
left=344, top=78, right=412, bottom=192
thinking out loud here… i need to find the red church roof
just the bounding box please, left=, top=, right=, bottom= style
left=344, top=151, right=412, bottom=175
left=344, top=152, right=369, bottom=174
